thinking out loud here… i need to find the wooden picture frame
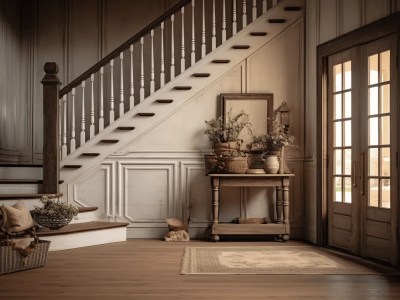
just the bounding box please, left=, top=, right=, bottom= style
left=220, top=93, right=273, bottom=149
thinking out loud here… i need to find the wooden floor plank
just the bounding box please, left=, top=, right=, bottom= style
left=0, top=240, right=399, bottom=299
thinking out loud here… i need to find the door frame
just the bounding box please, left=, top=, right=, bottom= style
left=317, top=12, right=400, bottom=264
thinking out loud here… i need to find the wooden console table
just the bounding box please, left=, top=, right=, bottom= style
left=209, top=173, right=294, bottom=242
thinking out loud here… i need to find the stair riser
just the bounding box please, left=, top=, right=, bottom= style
left=0, top=167, right=42, bottom=180
left=0, top=184, right=41, bottom=195
left=70, top=210, right=98, bottom=224
left=45, top=227, right=126, bottom=251
left=0, top=198, right=42, bottom=210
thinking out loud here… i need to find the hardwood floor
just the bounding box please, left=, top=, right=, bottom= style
left=1, top=239, right=399, bottom=299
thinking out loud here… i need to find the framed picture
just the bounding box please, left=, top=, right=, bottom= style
left=220, top=93, right=273, bottom=149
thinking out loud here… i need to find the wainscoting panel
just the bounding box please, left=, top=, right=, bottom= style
left=70, top=162, right=115, bottom=220
left=119, top=161, right=177, bottom=225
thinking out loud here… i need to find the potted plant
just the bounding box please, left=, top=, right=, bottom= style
left=251, top=116, right=296, bottom=173
left=204, top=109, right=252, bottom=174
left=204, top=109, right=252, bottom=155
left=31, top=196, right=79, bottom=230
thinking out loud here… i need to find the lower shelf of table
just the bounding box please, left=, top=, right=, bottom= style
left=211, top=223, right=290, bottom=235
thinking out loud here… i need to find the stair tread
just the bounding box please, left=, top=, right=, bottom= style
left=78, top=206, right=98, bottom=213
left=174, top=86, right=192, bottom=90
left=100, top=139, right=119, bottom=143
left=36, top=221, right=129, bottom=236
left=117, top=126, right=135, bottom=130
left=136, top=113, right=155, bottom=116
left=232, top=45, right=250, bottom=49
left=212, top=59, right=230, bottom=63
left=250, top=32, right=267, bottom=36
left=268, top=19, right=286, bottom=23
left=285, top=6, right=302, bottom=11
left=0, top=193, right=63, bottom=200
left=63, top=165, right=82, bottom=168
left=0, top=179, right=64, bottom=184
left=81, top=153, right=100, bottom=156
left=192, top=73, right=211, bottom=77
left=155, top=99, right=174, bottom=103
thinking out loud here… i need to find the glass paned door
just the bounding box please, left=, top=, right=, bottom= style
left=361, top=36, right=397, bottom=264
left=327, top=35, right=398, bottom=264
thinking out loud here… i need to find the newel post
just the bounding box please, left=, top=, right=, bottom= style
left=41, top=62, right=61, bottom=193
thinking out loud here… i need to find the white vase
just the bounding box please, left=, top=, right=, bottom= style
left=262, top=155, right=279, bottom=174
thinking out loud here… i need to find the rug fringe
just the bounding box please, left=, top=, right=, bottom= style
left=180, top=247, right=190, bottom=275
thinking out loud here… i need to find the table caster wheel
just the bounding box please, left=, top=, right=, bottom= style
left=212, top=234, right=220, bottom=242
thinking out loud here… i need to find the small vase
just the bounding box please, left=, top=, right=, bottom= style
left=262, top=155, right=279, bottom=174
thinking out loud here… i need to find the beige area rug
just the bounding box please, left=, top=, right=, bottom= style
left=181, top=246, right=397, bottom=275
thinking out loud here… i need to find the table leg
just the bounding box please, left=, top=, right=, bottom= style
left=211, top=177, right=220, bottom=242
left=276, top=186, right=283, bottom=224
left=283, top=178, right=290, bottom=225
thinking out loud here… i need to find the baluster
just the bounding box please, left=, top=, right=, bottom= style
left=99, top=67, right=104, bottom=131
left=232, top=0, right=237, bottom=35
left=58, top=98, right=62, bottom=158
left=150, top=30, right=155, bottom=94
left=201, top=0, right=206, bottom=58
left=252, top=0, right=257, bottom=21
left=61, top=95, right=67, bottom=159
left=262, top=0, right=267, bottom=13
left=90, top=74, right=95, bottom=139
left=129, top=45, right=134, bottom=109
left=222, top=0, right=226, bottom=43
left=212, top=0, right=216, bottom=50
left=160, top=22, right=165, bottom=87
left=140, top=37, right=145, bottom=101
left=170, top=15, right=175, bottom=80
left=119, top=52, right=124, bottom=117
left=110, top=59, right=115, bottom=123
left=243, top=0, right=247, bottom=28
left=180, top=7, right=185, bottom=74
left=191, top=0, right=195, bottom=66
left=70, top=88, right=76, bottom=152
left=80, top=81, right=86, bottom=146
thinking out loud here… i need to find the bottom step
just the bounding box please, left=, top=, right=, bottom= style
left=36, top=221, right=128, bottom=251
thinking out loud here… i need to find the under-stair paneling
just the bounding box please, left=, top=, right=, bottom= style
left=123, top=64, right=244, bottom=151
left=0, top=0, right=33, bottom=164
left=69, top=162, right=115, bottom=221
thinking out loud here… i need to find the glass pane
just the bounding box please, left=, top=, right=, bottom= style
left=381, top=179, right=390, bottom=209
left=380, top=50, right=390, bottom=82
left=344, top=92, right=351, bottom=118
left=369, top=179, right=379, bottom=207
left=368, top=117, right=378, bottom=145
left=381, top=84, right=390, bottom=114
left=334, top=94, right=342, bottom=119
left=344, top=149, right=351, bottom=175
left=380, top=116, right=390, bottom=145
left=344, top=120, right=351, bottom=147
left=334, top=122, right=342, bottom=147
left=368, top=87, right=378, bottom=115
left=333, top=64, right=342, bottom=92
left=381, top=147, right=390, bottom=177
left=369, top=148, right=379, bottom=176
left=368, top=54, right=378, bottom=85
left=344, top=61, right=351, bottom=89
left=344, top=177, right=352, bottom=203
left=334, top=149, right=342, bottom=175
left=334, top=177, right=342, bottom=202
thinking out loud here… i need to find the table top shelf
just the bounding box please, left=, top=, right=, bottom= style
left=208, top=173, right=295, bottom=177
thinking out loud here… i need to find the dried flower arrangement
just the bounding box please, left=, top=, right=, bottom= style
left=204, top=109, right=252, bottom=144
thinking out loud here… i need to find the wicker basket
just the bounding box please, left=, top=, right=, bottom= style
left=32, top=214, right=72, bottom=230
left=0, top=239, right=51, bottom=275
left=217, top=156, right=249, bottom=174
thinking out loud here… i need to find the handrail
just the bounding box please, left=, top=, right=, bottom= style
left=60, top=0, right=191, bottom=97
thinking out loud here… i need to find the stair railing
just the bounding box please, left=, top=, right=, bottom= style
left=42, top=0, right=277, bottom=192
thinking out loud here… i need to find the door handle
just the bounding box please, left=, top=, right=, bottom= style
left=352, top=162, right=357, bottom=188
left=361, top=152, right=366, bottom=195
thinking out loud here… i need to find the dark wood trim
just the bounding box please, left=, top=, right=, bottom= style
left=317, top=12, right=400, bottom=247
left=41, top=62, right=61, bottom=194
left=59, top=0, right=191, bottom=97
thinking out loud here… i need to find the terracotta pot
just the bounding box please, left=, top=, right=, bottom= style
left=213, top=141, right=242, bottom=155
